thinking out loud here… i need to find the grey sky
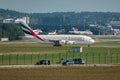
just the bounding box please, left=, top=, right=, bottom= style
left=0, top=0, right=120, bottom=13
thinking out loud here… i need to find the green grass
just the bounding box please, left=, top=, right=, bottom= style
left=0, top=41, right=120, bottom=53
left=0, top=41, right=120, bottom=80
left=0, top=41, right=120, bottom=65
left=0, top=52, right=119, bottom=65
left=0, top=43, right=72, bottom=53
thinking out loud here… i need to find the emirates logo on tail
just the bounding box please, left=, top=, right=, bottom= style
left=19, top=22, right=44, bottom=42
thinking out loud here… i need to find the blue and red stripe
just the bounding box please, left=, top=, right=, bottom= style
left=20, top=22, right=44, bottom=42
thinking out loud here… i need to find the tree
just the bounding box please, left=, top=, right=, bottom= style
left=0, top=23, right=24, bottom=41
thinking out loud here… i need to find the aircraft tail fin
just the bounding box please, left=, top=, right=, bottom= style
left=19, top=21, right=44, bottom=42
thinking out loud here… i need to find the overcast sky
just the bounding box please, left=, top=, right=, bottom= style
left=0, top=0, right=120, bottom=13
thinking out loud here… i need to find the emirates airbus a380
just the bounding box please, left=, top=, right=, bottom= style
left=19, top=21, right=94, bottom=46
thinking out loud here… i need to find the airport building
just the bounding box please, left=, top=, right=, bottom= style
left=3, top=18, right=14, bottom=23
left=0, top=38, right=9, bottom=42
left=15, top=16, right=30, bottom=24
left=3, top=16, right=30, bottom=24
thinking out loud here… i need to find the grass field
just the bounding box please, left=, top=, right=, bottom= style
left=0, top=66, right=120, bottom=80
left=0, top=51, right=119, bottom=65
left=0, top=37, right=120, bottom=80
left=0, top=40, right=120, bottom=65
left=0, top=40, right=120, bottom=53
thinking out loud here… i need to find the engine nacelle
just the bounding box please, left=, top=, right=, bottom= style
left=66, top=41, right=75, bottom=44
left=59, top=40, right=75, bottom=45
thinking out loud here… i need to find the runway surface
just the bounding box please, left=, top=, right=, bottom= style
left=0, top=64, right=119, bottom=68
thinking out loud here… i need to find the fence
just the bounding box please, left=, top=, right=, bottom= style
left=0, top=52, right=119, bottom=65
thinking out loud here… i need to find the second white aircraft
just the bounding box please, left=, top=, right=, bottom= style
left=19, top=22, right=94, bottom=46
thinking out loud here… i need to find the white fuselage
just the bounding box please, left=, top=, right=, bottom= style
left=26, top=34, right=94, bottom=45
left=19, top=21, right=94, bottom=46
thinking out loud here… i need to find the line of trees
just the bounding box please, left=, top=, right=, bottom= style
left=0, top=8, right=120, bottom=36
left=0, top=23, right=24, bottom=41
left=1, top=9, right=120, bottom=26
